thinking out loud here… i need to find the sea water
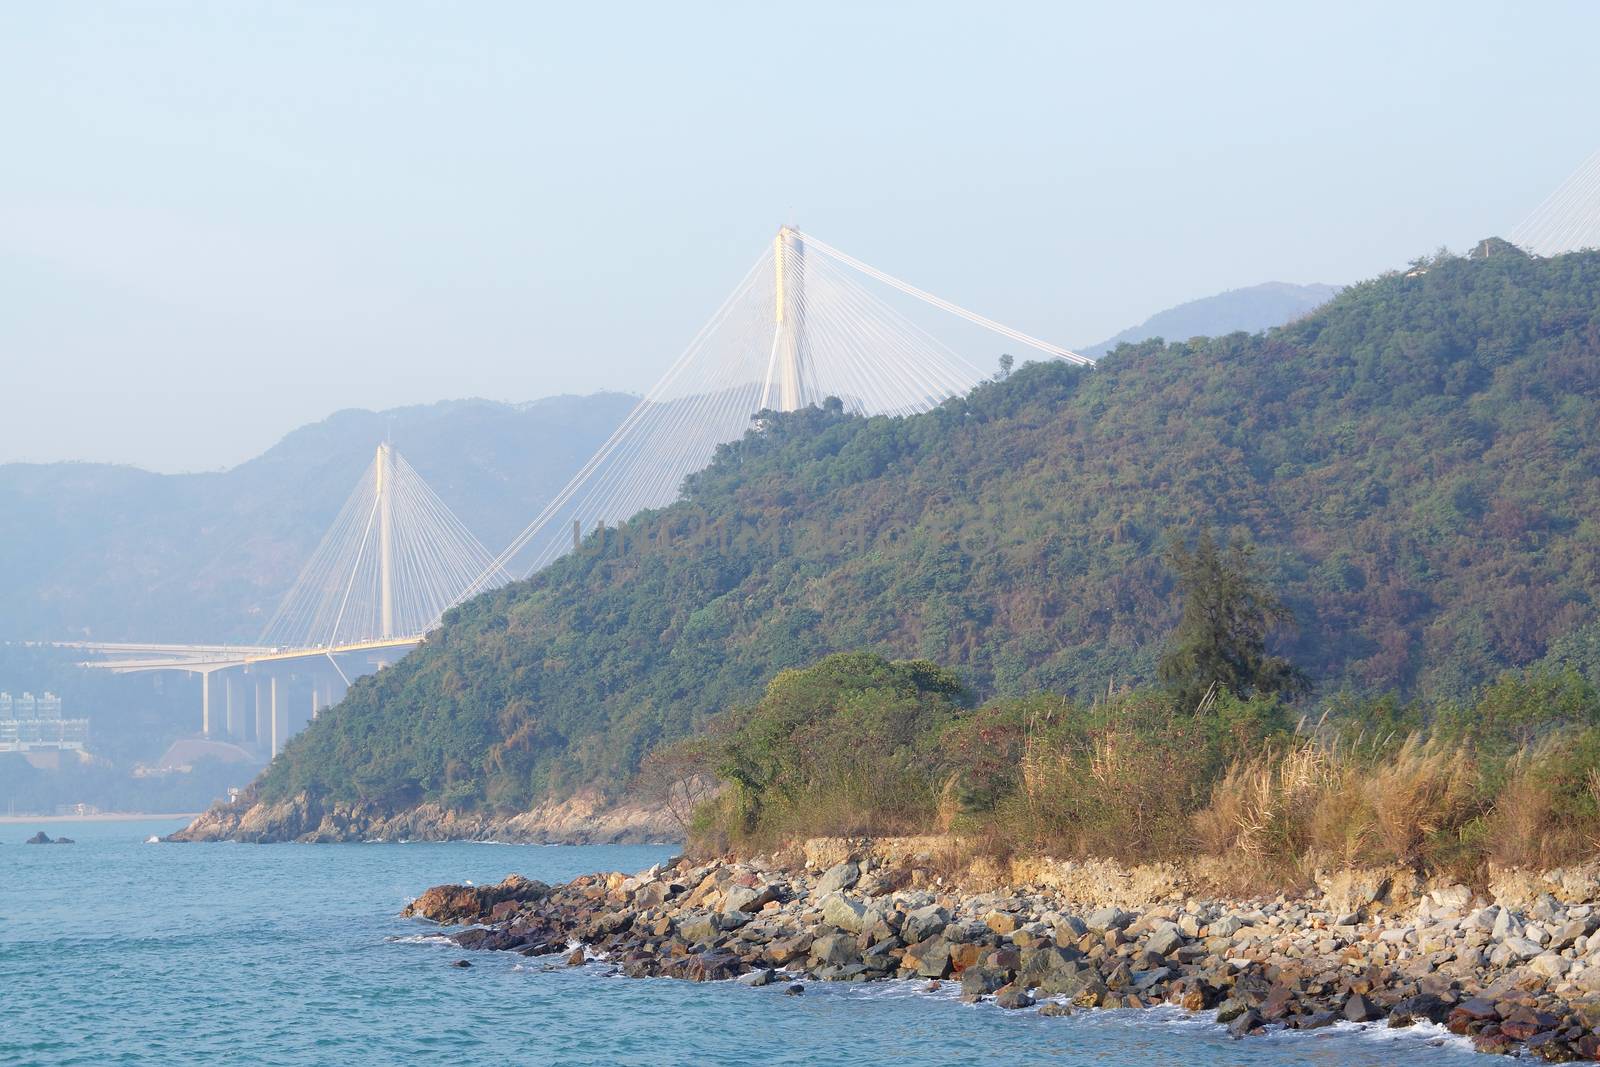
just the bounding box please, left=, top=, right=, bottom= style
left=1, top=819, right=1483, bottom=1066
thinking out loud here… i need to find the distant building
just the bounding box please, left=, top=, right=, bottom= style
left=0, top=691, right=89, bottom=755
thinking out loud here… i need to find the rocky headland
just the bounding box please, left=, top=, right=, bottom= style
left=405, top=837, right=1600, bottom=1060
left=168, top=789, right=675, bottom=844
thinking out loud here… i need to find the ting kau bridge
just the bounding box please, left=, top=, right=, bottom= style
left=69, top=149, right=1600, bottom=757
left=72, top=227, right=1091, bottom=756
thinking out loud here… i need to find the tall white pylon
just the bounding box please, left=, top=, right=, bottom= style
left=762, top=226, right=813, bottom=412
left=259, top=444, right=510, bottom=648
left=457, top=227, right=1091, bottom=598
left=377, top=443, right=395, bottom=640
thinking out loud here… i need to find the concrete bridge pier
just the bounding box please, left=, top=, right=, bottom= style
left=269, top=675, right=282, bottom=759
left=199, top=671, right=212, bottom=737
left=253, top=675, right=269, bottom=748
left=224, top=672, right=243, bottom=739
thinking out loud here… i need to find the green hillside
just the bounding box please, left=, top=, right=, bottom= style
left=259, top=244, right=1600, bottom=813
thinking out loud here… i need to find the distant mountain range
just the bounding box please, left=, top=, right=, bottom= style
left=1083, top=281, right=1340, bottom=357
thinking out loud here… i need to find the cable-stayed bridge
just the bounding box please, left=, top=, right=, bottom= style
left=72, top=443, right=512, bottom=755
left=63, top=167, right=1600, bottom=757
left=69, top=227, right=1088, bottom=756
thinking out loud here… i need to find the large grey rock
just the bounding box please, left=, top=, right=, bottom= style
left=942, top=920, right=987, bottom=944
left=1502, top=936, right=1544, bottom=962
left=721, top=884, right=775, bottom=914
left=908, top=936, right=951, bottom=978
left=1086, top=906, right=1131, bottom=932
left=1528, top=952, right=1570, bottom=981
left=815, top=861, right=860, bottom=896
left=678, top=912, right=720, bottom=944
left=1492, top=908, right=1525, bottom=942
left=1531, top=893, right=1563, bottom=923
left=1209, top=914, right=1243, bottom=938
left=1146, top=922, right=1185, bottom=958
left=1550, top=914, right=1600, bottom=952
left=1034, top=959, right=1098, bottom=998
left=994, top=984, right=1035, bottom=1010
left=960, top=966, right=1007, bottom=996
left=810, top=932, right=858, bottom=968
left=1052, top=914, right=1088, bottom=939
left=1018, top=946, right=1083, bottom=987
left=903, top=904, right=950, bottom=944
left=821, top=893, right=867, bottom=933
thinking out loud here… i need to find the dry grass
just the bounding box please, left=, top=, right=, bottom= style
left=692, top=711, right=1600, bottom=886
left=1189, top=735, right=1485, bottom=883
left=1477, top=736, right=1600, bottom=870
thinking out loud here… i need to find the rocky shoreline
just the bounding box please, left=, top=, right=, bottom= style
left=169, top=790, right=676, bottom=844
left=405, top=840, right=1600, bottom=1060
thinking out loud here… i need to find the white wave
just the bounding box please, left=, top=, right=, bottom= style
left=388, top=933, right=455, bottom=946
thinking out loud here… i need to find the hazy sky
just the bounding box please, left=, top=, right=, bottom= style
left=4, top=2, right=1597, bottom=472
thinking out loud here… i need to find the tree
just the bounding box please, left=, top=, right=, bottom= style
left=1158, top=528, right=1307, bottom=711
left=998, top=353, right=1014, bottom=379
left=633, top=736, right=722, bottom=835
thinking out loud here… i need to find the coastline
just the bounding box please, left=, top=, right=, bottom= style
left=168, top=790, right=677, bottom=845
left=403, top=837, right=1600, bottom=1059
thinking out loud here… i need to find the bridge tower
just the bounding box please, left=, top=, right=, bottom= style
left=376, top=443, right=394, bottom=640
left=764, top=225, right=811, bottom=412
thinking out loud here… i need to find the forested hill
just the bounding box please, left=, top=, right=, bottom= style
left=260, top=244, right=1600, bottom=813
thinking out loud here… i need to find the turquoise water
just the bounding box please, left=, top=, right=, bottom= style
left=2, top=819, right=1483, bottom=1066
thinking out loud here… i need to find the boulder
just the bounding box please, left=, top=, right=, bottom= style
left=1208, top=915, right=1243, bottom=938
left=404, top=874, right=551, bottom=924
left=904, top=936, right=952, bottom=979
left=24, top=832, right=51, bottom=845
left=1493, top=908, right=1526, bottom=942
left=1018, top=946, right=1083, bottom=987
left=903, top=905, right=950, bottom=944
left=1503, top=936, right=1544, bottom=962
left=993, top=984, right=1035, bottom=1010
left=674, top=950, right=743, bottom=982
left=1528, top=952, right=1569, bottom=981
left=678, top=913, right=721, bottom=945
left=820, top=893, right=867, bottom=933
left=1389, top=993, right=1450, bottom=1025
left=1550, top=914, right=1600, bottom=952
left=1227, top=1009, right=1264, bottom=1037
left=810, top=932, right=859, bottom=969
left=1146, top=922, right=1185, bottom=958
left=721, top=884, right=776, bottom=915
left=1086, top=906, right=1131, bottom=933
left=1343, top=993, right=1382, bottom=1023
left=960, top=967, right=1007, bottom=997
left=815, top=861, right=860, bottom=896
left=982, top=910, right=1019, bottom=935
